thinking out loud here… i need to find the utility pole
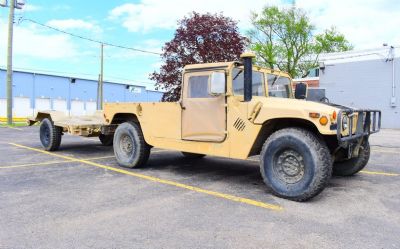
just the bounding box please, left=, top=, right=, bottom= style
left=97, top=43, right=104, bottom=110
left=6, top=0, right=15, bottom=125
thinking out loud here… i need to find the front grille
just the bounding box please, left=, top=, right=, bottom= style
left=233, top=118, right=246, bottom=131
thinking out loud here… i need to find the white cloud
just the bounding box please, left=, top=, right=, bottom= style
left=108, top=0, right=282, bottom=32
left=296, top=0, right=400, bottom=49
left=0, top=20, right=79, bottom=62
left=105, top=39, right=163, bottom=60
left=19, top=4, right=42, bottom=12
left=46, top=19, right=102, bottom=33
left=109, top=0, right=400, bottom=49
left=51, top=4, right=71, bottom=11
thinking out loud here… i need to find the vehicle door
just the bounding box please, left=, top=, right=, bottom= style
left=181, top=71, right=226, bottom=142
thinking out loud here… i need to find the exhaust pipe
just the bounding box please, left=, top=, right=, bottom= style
left=240, top=52, right=255, bottom=102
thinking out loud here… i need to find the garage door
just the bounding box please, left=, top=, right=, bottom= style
left=86, top=101, right=97, bottom=115
left=71, top=100, right=85, bottom=116
left=0, top=98, right=6, bottom=117
left=53, top=99, right=67, bottom=113
left=35, top=98, right=51, bottom=113
left=15, top=97, right=32, bottom=117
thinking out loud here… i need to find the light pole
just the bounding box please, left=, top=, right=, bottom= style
left=1, top=0, right=24, bottom=125
left=97, top=43, right=104, bottom=110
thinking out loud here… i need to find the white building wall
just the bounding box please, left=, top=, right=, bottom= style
left=35, top=98, right=51, bottom=112
left=85, top=101, right=97, bottom=115
left=15, top=97, right=33, bottom=117
left=70, top=100, right=85, bottom=116
left=319, top=57, right=400, bottom=128
left=53, top=99, right=68, bottom=114
left=0, top=99, right=6, bottom=117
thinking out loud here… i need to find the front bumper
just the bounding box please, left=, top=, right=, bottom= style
left=337, top=109, right=381, bottom=143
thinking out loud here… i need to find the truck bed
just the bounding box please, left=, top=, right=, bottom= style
left=29, top=111, right=106, bottom=137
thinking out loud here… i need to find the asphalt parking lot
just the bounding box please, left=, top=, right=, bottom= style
left=0, top=126, right=399, bottom=249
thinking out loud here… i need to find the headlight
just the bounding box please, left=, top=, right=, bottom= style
left=342, top=116, right=348, bottom=130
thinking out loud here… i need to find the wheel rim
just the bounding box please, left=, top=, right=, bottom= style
left=273, top=149, right=305, bottom=184
left=119, top=134, right=134, bottom=156
left=41, top=124, right=50, bottom=145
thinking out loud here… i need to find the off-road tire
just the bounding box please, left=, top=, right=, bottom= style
left=113, top=122, right=150, bottom=168
left=333, top=140, right=370, bottom=176
left=99, top=134, right=113, bottom=146
left=181, top=152, right=205, bottom=159
left=260, top=128, right=332, bottom=202
left=39, top=118, right=62, bottom=151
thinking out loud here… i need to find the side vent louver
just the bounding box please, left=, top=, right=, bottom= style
left=233, top=118, right=246, bottom=131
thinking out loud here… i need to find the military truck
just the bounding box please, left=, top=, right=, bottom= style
left=29, top=53, right=381, bottom=201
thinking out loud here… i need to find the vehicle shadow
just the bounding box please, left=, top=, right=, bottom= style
left=53, top=141, right=341, bottom=202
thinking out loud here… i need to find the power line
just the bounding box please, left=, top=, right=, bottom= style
left=23, top=18, right=162, bottom=56
left=0, top=65, right=156, bottom=86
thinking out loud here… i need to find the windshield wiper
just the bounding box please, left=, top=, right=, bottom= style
left=233, top=69, right=243, bottom=81
left=271, top=75, right=279, bottom=86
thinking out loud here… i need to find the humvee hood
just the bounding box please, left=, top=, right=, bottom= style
left=252, top=97, right=340, bottom=134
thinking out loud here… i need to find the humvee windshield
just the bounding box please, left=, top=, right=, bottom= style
left=232, top=68, right=265, bottom=96
left=232, top=67, right=292, bottom=98
left=267, top=74, right=292, bottom=98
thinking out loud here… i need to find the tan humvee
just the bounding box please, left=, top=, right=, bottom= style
left=29, top=53, right=381, bottom=201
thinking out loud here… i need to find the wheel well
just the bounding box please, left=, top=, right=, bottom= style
left=110, top=113, right=152, bottom=147
left=111, top=113, right=139, bottom=124
left=29, top=113, right=51, bottom=126
left=249, top=118, right=335, bottom=156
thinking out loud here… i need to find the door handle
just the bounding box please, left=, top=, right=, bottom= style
left=179, top=101, right=186, bottom=110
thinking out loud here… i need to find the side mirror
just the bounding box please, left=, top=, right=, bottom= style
left=295, top=82, right=308, bottom=100
left=210, top=72, right=226, bottom=95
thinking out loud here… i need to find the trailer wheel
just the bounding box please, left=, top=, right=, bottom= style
left=260, top=128, right=332, bottom=202
left=99, top=134, right=113, bottom=146
left=39, top=118, right=62, bottom=151
left=181, top=152, right=205, bottom=159
left=113, top=122, right=150, bottom=168
left=333, top=140, right=370, bottom=176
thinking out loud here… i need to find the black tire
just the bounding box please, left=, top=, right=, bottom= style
left=113, top=122, right=150, bottom=168
left=333, top=140, right=370, bottom=176
left=260, top=128, right=332, bottom=202
left=99, top=134, right=113, bottom=146
left=39, top=118, right=62, bottom=151
left=181, top=152, right=205, bottom=159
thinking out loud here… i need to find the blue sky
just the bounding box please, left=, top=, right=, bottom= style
left=0, top=0, right=399, bottom=89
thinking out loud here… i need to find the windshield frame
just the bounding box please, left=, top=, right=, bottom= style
left=230, top=66, right=266, bottom=97
left=266, top=73, right=294, bottom=99
left=229, top=65, right=294, bottom=99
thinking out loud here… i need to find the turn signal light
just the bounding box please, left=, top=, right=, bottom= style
left=319, top=116, right=328, bottom=125
left=309, top=112, right=320, bottom=118
left=332, top=111, right=337, bottom=120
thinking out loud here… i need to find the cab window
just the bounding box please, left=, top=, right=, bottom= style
left=187, top=75, right=211, bottom=98
left=267, top=74, right=291, bottom=98
left=232, top=68, right=265, bottom=96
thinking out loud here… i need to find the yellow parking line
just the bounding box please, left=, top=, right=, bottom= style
left=9, top=143, right=283, bottom=211
left=371, top=149, right=399, bottom=155
left=0, top=155, right=118, bottom=169
left=83, top=155, right=115, bottom=160
left=0, top=160, right=72, bottom=169
left=2, top=126, right=23, bottom=131
left=359, top=170, right=400, bottom=176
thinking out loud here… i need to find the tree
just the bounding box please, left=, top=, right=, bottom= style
left=248, top=6, right=353, bottom=78
left=151, top=12, right=245, bottom=101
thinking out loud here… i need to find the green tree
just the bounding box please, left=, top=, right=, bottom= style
left=248, top=6, right=353, bottom=78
